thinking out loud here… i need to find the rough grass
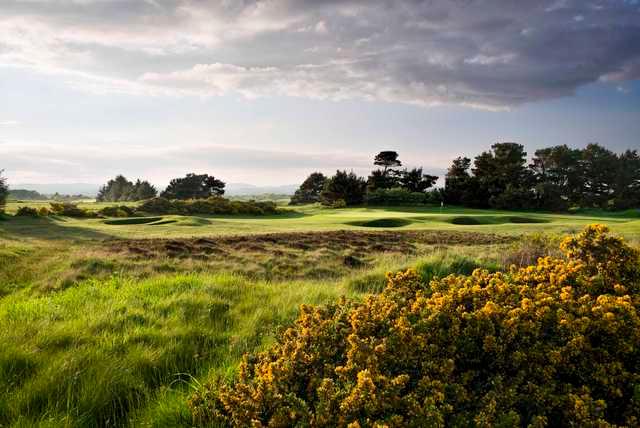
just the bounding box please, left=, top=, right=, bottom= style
left=0, top=203, right=639, bottom=426
left=0, top=272, right=343, bottom=427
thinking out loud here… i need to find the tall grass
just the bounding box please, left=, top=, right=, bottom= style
left=0, top=272, right=345, bottom=427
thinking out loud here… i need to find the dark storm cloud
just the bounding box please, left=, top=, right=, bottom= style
left=1, top=0, right=639, bottom=108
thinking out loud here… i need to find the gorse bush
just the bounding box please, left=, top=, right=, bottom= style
left=189, top=225, right=640, bottom=427
left=49, top=202, right=96, bottom=218
left=14, top=206, right=39, bottom=217
left=98, top=205, right=137, bottom=217
left=139, top=197, right=279, bottom=216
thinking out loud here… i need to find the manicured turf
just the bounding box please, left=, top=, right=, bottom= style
left=1, top=202, right=639, bottom=241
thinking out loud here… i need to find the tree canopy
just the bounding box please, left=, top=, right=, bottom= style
left=161, top=173, right=225, bottom=200
left=97, top=175, right=157, bottom=202
left=321, top=170, right=367, bottom=206
left=0, top=170, right=8, bottom=212
left=444, top=142, right=639, bottom=210
left=289, top=172, right=327, bottom=205
left=374, top=151, right=402, bottom=173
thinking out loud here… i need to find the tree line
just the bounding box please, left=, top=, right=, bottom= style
left=290, top=151, right=439, bottom=206
left=290, top=143, right=639, bottom=211
left=2, top=142, right=638, bottom=212
left=444, top=143, right=640, bottom=210
left=96, top=173, right=226, bottom=202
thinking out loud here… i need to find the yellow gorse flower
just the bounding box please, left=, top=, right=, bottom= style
left=190, top=225, right=640, bottom=427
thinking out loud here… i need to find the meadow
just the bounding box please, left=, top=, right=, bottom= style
left=0, top=201, right=639, bottom=426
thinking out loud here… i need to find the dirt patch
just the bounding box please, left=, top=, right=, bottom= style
left=106, top=230, right=514, bottom=260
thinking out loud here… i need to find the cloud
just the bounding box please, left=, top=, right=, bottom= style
left=1, top=0, right=639, bottom=108
left=0, top=121, right=19, bottom=126
left=0, top=141, right=373, bottom=185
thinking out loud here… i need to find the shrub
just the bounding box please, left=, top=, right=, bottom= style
left=98, top=205, right=136, bottom=218
left=331, top=199, right=347, bottom=209
left=138, top=197, right=279, bottom=216
left=190, top=225, right=640, bottom=427
left=49, top=202, right=96, bottom=218
left=15, top=206, right=39, bottom=217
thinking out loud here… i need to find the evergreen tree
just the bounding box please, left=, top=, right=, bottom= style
left=373, top=151, right=402, bottom=174
left=530, top=145, right=583, bottom=210
left=97, top=175, right=135, bottom=202
left=580, top=143, right=618, bottom=208
left=321, top=170, right=367, bottom=206
left=444, top=157, right=472, bottom=206
left=290, top=172, right=327, bottom=205
left=132, top=180, right=158, bottom=201
left=161, top=173, right=225, bottom=200
left=399, top=168, right=438, bottom=193
left=472, top=143, right=534, bottom=209
left=612, top=149, right=640, bottom=210
left=0, top=170, right=8, bottom=212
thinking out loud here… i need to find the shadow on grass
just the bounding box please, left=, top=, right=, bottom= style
left=199, top=209, right=309, bottom=220
left=0, top=216, right=113, bottom=241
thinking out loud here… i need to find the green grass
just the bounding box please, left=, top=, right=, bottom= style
left=0, top=272, right=344, bottom=427
left=2, top=203, right=639, bottom=241
left=0, top=202, right=638, bottom=426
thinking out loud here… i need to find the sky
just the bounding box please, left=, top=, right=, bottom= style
left=1, top=0, right=639, bottom=188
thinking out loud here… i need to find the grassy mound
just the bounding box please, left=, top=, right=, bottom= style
left=148, top=219, right=178, bottom=226
left=350, top=218, right=413, bottom=228
left=103, top=216, right=163, bottom=225
left=190, top=225, right=640, bottom=427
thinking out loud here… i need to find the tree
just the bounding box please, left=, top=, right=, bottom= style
left=580, top=143, right=618, bottom=209
left=374, top=151, right=402, bottom=174
left=290, top=172, right=327, bottom=205
left=398, top=168, right=438, bottom=193
left=161, top=173, right=225, bottom=200
left=0, top=170, right=8, bottom=212
left=321, top=170, right=367, bottom=206
left=367, top=169, right=399, bottom=192
left=612, top=149, right=640, bottom=210
left=132, top=180, right=157, bottom=201
left=444, top=157, right=474, bottom=206
left=530, top=145, right=582, bottom=210
left=97, top=175, right=135, bottom=202
left=472, top=142, right=534, bottom=209
left=7, top=189, right=45, bottom=201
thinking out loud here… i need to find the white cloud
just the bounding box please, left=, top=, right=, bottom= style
left=0, top=121, right=19, bottom=126
left=0, top=0, right=639, bottom=109
left=0, top=141, right=373, bottom=185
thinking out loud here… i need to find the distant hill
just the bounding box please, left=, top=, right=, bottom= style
left=223, top=183, right=297, bottom=196
left=8, top=189, right=46, bottom=200
left=11, top=183, right=100, bottom=197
